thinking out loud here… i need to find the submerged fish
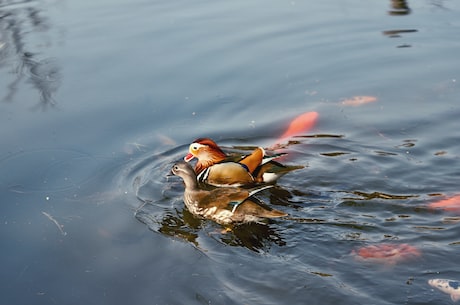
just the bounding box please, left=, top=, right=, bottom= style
left=352, top=243, right=421, bottom=265
left=428, top=279, right=460, bottom=302
left=278, top=111, right=318, bottom=141
left=428, top=194, right=460, bottom=214
left=269, top=111, right=319, bottom=150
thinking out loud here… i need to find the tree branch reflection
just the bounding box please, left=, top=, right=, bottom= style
left=388, top=0, right=411, bottom=16
left=0, top=1, right=61, bottom=109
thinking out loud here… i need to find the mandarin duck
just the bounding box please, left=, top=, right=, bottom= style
left=171, top=161, right=287, bottom=224
left=183, top=138, right=304, bottom=187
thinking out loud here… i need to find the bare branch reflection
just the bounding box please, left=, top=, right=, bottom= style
left=0, top=0, right=61, bottom=109
left=388, top=0, right=411, bottom=15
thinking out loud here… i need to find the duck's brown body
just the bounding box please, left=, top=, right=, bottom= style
left=171, top=162, right=287, bottom=225
left=184, top=138, right=303, bottom=187
left=197, top=162, right=255, bottom=186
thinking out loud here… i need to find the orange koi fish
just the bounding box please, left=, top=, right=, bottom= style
left=428, top=194, right=460, bottom=213
left=352, top=243, right=421, bottom=266
left=278, top=111, right=318, bottom=142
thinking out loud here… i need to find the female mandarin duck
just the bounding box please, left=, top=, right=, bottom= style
left=184, top=138, right=303, bottom=187
left=171, top=161, right=287, bottom=224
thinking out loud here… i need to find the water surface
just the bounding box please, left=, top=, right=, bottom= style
left=1, top=0, right=459, bottom=304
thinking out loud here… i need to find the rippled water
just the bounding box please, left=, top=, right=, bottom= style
left=1, top=0, right=460, bottom=304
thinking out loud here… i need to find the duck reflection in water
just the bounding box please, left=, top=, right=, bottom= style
left=156, top=208, right=286, bottom=253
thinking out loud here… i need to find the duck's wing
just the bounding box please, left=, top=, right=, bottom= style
left=253, top=160, right=304, bottom=183
left=235, top=197, right=288, bottom=218
left=191, top=188, right=242, bottom=213
left=197, top=183, right=273, bottom=214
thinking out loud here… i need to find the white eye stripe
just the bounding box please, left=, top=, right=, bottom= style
left=190, top=143, right=205, bottom=150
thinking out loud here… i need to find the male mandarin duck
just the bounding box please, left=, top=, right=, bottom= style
left=171, top=161, right=287, bottom=224
left=184, top=138, right=304, bottom=187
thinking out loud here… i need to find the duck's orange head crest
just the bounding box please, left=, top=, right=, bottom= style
left=183, top=138, right=226, bottom=162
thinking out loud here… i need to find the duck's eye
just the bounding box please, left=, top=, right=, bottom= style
left=191, top=144, right=199, bottom=151
left=173, top=165, right=179, bottom=171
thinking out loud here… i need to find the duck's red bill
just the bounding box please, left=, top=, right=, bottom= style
left=184, top=153, right=195, bottom=162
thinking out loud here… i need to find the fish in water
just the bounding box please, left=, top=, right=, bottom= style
left=277, top=111, right=319, bottom=142
left=351, top=243, right=421, bottom=266
left=269, top=111, right=319, bottom=150
left=428, top=194, right=460, bottom=214
left=428, top=279, right=460, bottom=302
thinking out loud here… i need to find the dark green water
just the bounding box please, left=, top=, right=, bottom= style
left=1, top=0, right=459, bottom=304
